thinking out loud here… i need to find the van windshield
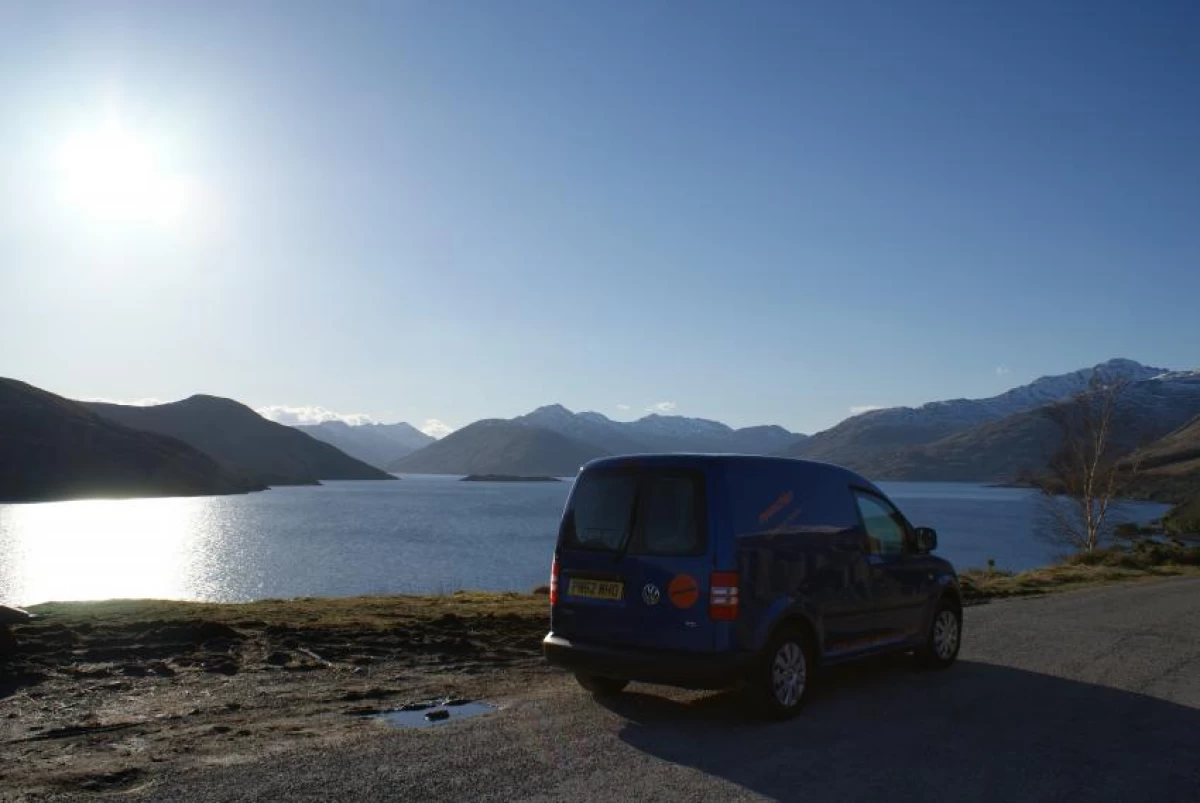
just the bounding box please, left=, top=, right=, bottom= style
left=560, top=468, right=705, bottom=556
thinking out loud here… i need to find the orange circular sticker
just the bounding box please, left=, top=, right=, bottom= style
left=668, top=574, right=700, bottom=609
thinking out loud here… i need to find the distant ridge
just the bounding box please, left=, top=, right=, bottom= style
left=513, top=404, right=806, bottom=454
left=389, top=419, right=605, bottom=476
left=783, top=359, right=1174, bottom=472
left=295, top=420, right=434, bottom=470
left=797, top=362, right=1200, bottom=482
left=0, top=378, right=263, bottom=503
left=85, top=396, right=395, bottom=486
left=388, top=359, right=1199, bottom=482
left=388, top=406, right=807, bottom=477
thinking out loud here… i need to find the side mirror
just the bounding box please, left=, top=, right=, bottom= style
left=914, top=526, right=938, bottom=553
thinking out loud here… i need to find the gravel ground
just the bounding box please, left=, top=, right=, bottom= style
left=6, top=577, right=1200, bottom=802
left=0, top=594, right=548, bottom=800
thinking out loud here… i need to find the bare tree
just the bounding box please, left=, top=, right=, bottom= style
left=1035, top=376, right=1137, bottom=552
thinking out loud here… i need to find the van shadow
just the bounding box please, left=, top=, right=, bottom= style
left=601, top=657, right=1200, bottom=802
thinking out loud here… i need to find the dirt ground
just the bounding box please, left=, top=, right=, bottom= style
left=0, top=594, right=552, bottom=801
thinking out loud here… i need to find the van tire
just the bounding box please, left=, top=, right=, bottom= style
left=749, top=626, right=812, bottom=720
left=915, top=599, right=961, bottom=669
left=574, top=673, right=629, bottom=697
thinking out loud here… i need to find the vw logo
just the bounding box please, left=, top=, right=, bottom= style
left=641, top=583, right=661, bottom=606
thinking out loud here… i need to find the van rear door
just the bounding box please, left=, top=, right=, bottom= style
left=552, top=465, right=715, bottom=652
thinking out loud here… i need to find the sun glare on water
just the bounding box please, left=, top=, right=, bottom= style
left=57, top=117, right=193, bottom=227
left=0, top=498, right=212, bottom=605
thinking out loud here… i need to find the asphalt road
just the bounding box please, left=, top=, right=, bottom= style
left=139, top=578, right=1200, bottom=802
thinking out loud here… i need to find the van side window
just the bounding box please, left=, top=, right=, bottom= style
left=852, top=491, right=910, bottom=556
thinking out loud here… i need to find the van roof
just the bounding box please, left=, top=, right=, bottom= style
left=580, top=453, right=874, bottom=489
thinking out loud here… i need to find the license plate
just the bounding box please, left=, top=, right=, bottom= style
left=567, top=578, right=624, bottom=601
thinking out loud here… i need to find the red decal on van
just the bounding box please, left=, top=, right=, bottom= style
left=668, top=574, right=700, bottom=609
left=758, top=490, right=794, bottom=524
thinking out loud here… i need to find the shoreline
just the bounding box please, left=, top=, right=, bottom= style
left=459, top=474, right=562, bottom=482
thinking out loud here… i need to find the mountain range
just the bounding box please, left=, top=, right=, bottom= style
left=515, top=404, right=805, bottom=454
left=0, top=379, right=263, bottom=502
left=382, top=359, right=1200, bottom=481
left=5, top=357, right=1199, bottom=504
left=294, top=420, right=434, bottom=470
left=782, top=359, right=1168, bottom=467
left=785, top=360, right=1200, bottom=482
left=390, top=405, right=807, bottom=475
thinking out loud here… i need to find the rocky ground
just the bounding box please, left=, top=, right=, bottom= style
left=0, top=593, right=550, bottom=800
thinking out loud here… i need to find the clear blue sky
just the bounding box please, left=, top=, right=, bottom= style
left=2, top=1, right=1198, bottom=435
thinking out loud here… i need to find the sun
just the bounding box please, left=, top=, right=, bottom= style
left=57, top=118, right=191, bottom=226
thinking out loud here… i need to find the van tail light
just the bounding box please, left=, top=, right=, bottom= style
left=549, top=556, right=559, bottom=605
left=709, top=571, right=740, bottom=621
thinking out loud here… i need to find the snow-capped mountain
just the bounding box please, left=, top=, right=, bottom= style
left=854, top=368, right=1200, bottom=482
left=867, top=357, right=1164, bottom=427
left=789, top=360, right=1200, bottom=481
left=972, top=357, right=1167, bottom=419
left=1120, top=368, right=1200, bottom=433
left=1150, top=369, right=1200, bottom=383
left=786, top=359, right=1177, bottom=465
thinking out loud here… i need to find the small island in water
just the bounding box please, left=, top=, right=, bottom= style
left=460, top=474, right=562, bottom=483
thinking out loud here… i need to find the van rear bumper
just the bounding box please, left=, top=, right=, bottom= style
left=542, top=633, right=755, bottom=690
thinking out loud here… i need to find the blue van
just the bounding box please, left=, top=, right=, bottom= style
left=543, top=454, right=962, bottom=719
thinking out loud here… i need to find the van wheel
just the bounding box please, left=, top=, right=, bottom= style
left=915, top=600, right=961, bottom=669
left=750, top=627, right=812, bottom=720
left=574, top=673, right=629, bottom=697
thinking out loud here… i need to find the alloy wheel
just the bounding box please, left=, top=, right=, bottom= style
left=771, top=641, right=807, bottom=708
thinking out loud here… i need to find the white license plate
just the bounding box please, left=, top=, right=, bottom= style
left=567, top=578, right=624, bottom=601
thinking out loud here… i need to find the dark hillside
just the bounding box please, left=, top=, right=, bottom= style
left=0, top=378, right=263, bottom=503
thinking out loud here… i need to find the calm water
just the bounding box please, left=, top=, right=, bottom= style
left=0, top=476, right=1171, bottom=606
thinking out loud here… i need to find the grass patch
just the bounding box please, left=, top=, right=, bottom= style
left=961, top=543, right=1200, bottom=603
left=27, top=591, right=548, bottom=632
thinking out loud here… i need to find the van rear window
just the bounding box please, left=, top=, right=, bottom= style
left=561, top=469, right=705, bottom=556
